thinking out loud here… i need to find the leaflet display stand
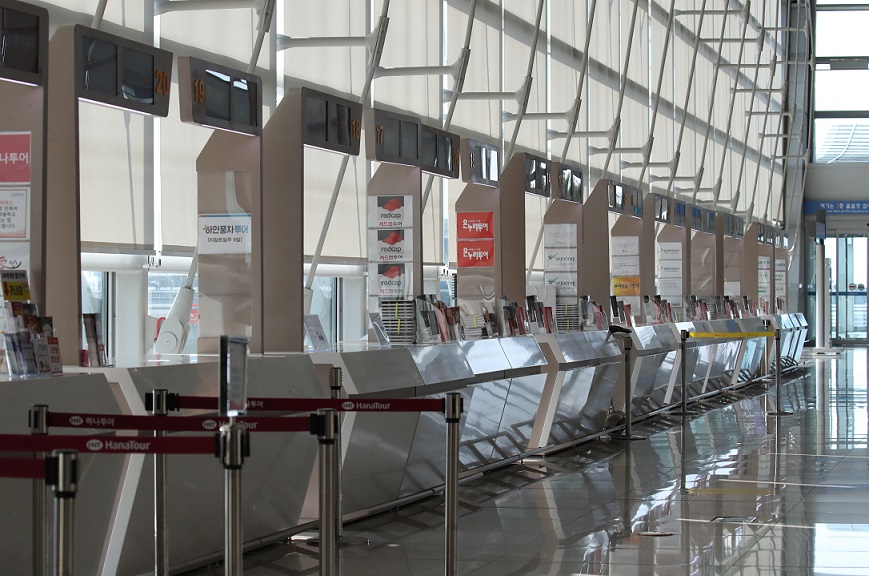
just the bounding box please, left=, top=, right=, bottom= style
left=646, top=194, right=690, bottom=320
left=45, top=25, right=173, bottom=364
left=0, top=0, right=47, bottom=315
left=723, top=214, right=746, bottom=305
left=455, top=138, right=501, bottom=333
left=261, top=87, right=362, bottom=352
left=690, top=206, right=722, bottom=299
left=177, top=57, right=263, bottom=353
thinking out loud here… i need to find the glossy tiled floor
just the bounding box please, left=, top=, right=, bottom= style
left=186, top=350, right=869, bottom=575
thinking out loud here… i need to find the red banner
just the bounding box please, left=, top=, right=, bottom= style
left=0, top=434, right=216, bottom=454
left=457, top=212, right=494, bottom=240
left=0, top=133, right=31, bottom=184
left=0, top=457, right=45, bottom=479
left=457, top=239, right=495, bottom=268
left=173, top=396, right=446, bottom=414
left=46, top=412, right=311, bottom=433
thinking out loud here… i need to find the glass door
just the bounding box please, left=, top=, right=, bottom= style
left=833, top=235, right=868, bottom=343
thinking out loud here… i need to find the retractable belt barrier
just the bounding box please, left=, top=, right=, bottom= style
left=18, top=384, right=463, bottom=576
left=160, top=394, right=447, bottom=414
left=687, top=331, right=774, bottom=339
left=672, top=323, right=787, bottom=419
left=0, top=456, right=47, bottom=479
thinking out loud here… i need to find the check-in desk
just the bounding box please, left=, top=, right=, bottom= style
left=0, top=373, right=126, bottom=576
left=792, top=313, right=808, bottom=364
left=671, top=322, right=710, bottom=402
left=735, top=317, right=769, bottom=383
left=0, top=356, right=327, bottom=576
left=702, top=319, right=744, bottom=394
left=533, top=331, right=621, bottom=449
left=625, top=324, right=679, bottom=417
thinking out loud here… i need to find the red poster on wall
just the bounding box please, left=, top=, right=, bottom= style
left=0, top=133, right=31, bottom=185
left=457, top=239, right=495, bottom=268
left=457, top=211, right=494, bottom=240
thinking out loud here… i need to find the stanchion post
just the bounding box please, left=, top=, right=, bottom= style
left=619, top=338, right=645, bottom=441
left=670, top=330, right=695, bottom=417
left=329, top=368, right=343, bottom=543
left=444, top=392, right=463, bottom=576
left=317, top=409, right=338, bottom=576
left=768, top=327, right=793, bottom=416
left=219, top=422, right=246, bottom=576
left=49, top=450, right=77, bottom=576
left=29, top=404, right=48, bottom=576
left=150, top=389, right=170, bottom=576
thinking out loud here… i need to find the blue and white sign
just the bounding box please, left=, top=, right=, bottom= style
left=198, top=213, right=252, bottom=255
left=804, top=200, right=869, bottom=215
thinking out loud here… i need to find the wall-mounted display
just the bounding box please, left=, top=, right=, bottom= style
left=608, top=181, right=626, bottom=213
left=368, top=108, right=420, bottom=166
left=420, top=124, right=459, bottom=178
left=75, top=25, right=172, bottom=117
left=673, top=200, right=687, bottom=227
left=178, top=57, right=261, bottom=136
left=523, top=154, right=549, bottom=197
left=558, top=163, right=582, bottom=203
left=0, top=0, right=47, bottom=86
left=462, top=139, right=499, bottom=187
left=653, top=194, right=670, bottom=223
left=301, top=87, right=362, bottom=156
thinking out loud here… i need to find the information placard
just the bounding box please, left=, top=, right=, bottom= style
left=544, top=223, right=577, bottom=248
left=0, top=188, right=28, bottom=239
left=457, top=239, right=495, bottom=268
left=303, top=315, right=331, bottom=351
left=368, top=229, right=413, bottom=262
left=0, top=133, right=31, bottom=185
left=544, top=248, right=578, bottom=272
left=198, top=214, right=252, bottom=255
left=544, top=272, right=578, bottom=296
left=457, top=211, right=495, bottom=240
left=219, top=335, right=248, bottom=417
left=369, top=263, right=411, bottom=297
left=368, top=195, right=413, bottom=229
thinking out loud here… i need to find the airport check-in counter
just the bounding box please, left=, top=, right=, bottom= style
left=703, top=319, right=744, bottom=393
left=792, top=313, right=808, bottom=364
left=736, top=317, right=769, bottom=382
left=0, top=373, right=128, bottom=576
left=623, top=324, right=677, bottom=417
left=0, top=356, right=329, bottom=576
left=322, top=336, right=549, bottom=515
left=672, top=322, right=711, bottom=401
left=533, top=331, right=622, bottom=449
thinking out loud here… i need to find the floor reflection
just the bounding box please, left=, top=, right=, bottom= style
left=185, top=350, right=869, bottom=576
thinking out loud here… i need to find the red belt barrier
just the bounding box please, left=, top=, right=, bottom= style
left=45, top=412, right=311, bottom=433
left=0, top=457, right=46, bottom=479
left=0, top=434, right=215, bottom=454
left=173, top=395, right=446, bottom=413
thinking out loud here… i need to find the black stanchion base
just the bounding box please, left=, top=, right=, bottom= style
left=767, top=411, right=794, bottom=417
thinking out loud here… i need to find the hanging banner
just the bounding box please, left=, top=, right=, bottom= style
left=0, top=132, right=31, bottom=185
left=0, top=188, right=28, bottom=239
left=198, top=214, right=252, bottom=255
left=457, top=239, right=495, bottom=268
left=611, top=235, right=639, bottom=256
left=543, top=248, right=578, bottom=272
left=457, top=211, right=495, bottom=240
left=368, top=263, right=411, bottom=297
left=368, top=229, right=413, bottom=262
left=544, top=272, right=578, bottom=296
left=544, top=223, right=577, bottom=248
left=368, top=195, right=413, bottom=229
